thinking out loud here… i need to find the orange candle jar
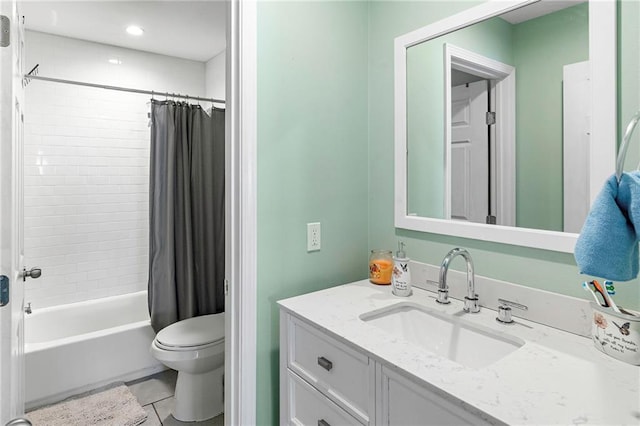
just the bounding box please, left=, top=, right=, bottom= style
left=369, top=249, right=393, bottom=285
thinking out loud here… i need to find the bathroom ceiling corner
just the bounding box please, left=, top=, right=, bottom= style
left=500, top=0, right=587, bottom=24
left=21, top=0, right=227, bottom=62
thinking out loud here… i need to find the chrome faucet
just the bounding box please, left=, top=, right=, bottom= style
left=436, top=248, right=480, bottom=313
left=24, top=302, right=32, bottom=314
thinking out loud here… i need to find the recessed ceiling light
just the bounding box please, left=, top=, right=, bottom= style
left=108, top=58, right=122, bottom=65
left=126, top=25, right=144, bottom=36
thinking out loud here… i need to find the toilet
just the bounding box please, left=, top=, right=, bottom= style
left=150, top=312, right=225, bottom=422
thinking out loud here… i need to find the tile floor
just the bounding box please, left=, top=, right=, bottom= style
left=126, top=370, right=224, bottom=426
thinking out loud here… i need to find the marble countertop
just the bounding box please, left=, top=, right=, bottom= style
left=278, top=280, right=640, bottom=425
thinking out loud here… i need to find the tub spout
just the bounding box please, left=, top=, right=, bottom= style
left=25, top=302, right=32, bottom=314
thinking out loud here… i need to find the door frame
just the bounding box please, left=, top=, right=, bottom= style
left=0, top=0, right=26, bottom=423
left=444, top=43, right=516, bottom=226
left=225, top=0, right=257, bottom=424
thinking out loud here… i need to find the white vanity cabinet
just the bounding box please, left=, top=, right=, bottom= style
left=280, top=310, right=489, bottom=426
left=378, top=366, right=491, bottom=426
left=278, top=280, right=640, bottom=425
left=280, top=312, right=376, bottom=425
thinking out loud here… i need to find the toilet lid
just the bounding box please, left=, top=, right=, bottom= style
left=156, top=312, right=225, bottom=348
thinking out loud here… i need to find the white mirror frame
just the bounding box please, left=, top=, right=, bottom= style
left=394, top=0, right=616, bottom=253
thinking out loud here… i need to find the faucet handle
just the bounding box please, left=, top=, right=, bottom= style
left=464, top=295, right=480, bottom=313
left=496, top=299, right=527, bottom=324
left=436, top=289, right=450, bottom=305
left=496, top=305, right=512, bottom=323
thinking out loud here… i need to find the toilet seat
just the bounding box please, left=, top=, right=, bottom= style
left=154, top=338, right=223, bottom=352
left=155, top=312, right=224, bottom=351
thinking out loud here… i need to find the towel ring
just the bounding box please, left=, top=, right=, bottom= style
left=616, top=109, right=640, bottom=183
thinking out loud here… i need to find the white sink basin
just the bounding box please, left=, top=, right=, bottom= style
left=360, top=303, right=524, bottom=369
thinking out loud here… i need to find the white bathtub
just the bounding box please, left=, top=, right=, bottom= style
left=25, top=291, right=164, bottom=409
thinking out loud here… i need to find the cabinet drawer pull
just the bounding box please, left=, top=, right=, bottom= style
left=317, top=356, right=333, bottom=371
left=318, top=420, right=331, bottom=426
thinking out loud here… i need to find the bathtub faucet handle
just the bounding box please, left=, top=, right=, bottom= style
left=22, top=266, right=42, bottom=282
left=6, top=418, right=32, bottom=425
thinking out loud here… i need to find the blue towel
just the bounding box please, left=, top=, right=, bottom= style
left=575, top=171, right=640, bottom=281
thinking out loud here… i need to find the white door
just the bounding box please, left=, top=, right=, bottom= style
left=0, top=0, right=28, bottom=424
left=563, top=61, right=591, bottom=233
left=450, top=80, right=490, bottom=223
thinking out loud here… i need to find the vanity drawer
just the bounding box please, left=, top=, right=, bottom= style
left=286, top=369, right=363, bottom=426
left=287, top=315, right=373, bottom=423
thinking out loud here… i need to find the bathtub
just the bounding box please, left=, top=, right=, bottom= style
left=25, top=291, right=164, bottom=409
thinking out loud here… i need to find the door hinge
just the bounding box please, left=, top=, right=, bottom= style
left=486, top=111, right=496, bottom=126
left=1, top=15, right=10, bottom=47
left=0, top=275, right=9, bottom=307
left=224, top=279, right=229, bottom=296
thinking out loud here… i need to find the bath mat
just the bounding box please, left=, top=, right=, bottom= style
left=26, top=384, right=147, bottom=426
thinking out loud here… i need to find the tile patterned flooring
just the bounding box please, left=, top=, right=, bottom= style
left=126, top=370, right=224, bottom=426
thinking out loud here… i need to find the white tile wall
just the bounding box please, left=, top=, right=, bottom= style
left=24, top=31, right=207, bottom=308
left=205, top=50, right=226, bottom=102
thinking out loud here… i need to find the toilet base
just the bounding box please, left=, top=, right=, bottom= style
left=173, top=366, right=224, bottom=422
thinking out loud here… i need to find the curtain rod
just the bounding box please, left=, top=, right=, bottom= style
left=24, top=74, right=225, bottom=104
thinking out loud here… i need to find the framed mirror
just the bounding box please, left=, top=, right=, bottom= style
left=394, top=0, right=616, bottom=253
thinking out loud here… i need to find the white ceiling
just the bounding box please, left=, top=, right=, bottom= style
left=19, top=0, right=584, bottom=63
left=21, top=1, right=227, bottom=62
left=500, top=0, right=586, bottom=25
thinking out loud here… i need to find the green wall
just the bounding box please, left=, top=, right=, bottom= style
left=256, top=1, right=369, bottom=424
left=619, top=0, right=640, bottom=169
left=513, top=3, right=589, bottom=231
left=256, top=1, right=640, bottom=424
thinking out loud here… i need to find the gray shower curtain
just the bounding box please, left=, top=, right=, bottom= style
left=148, top=100, right=225, bottom=333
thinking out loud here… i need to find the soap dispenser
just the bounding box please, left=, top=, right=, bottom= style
left=392, top=242, right=412, bottom=297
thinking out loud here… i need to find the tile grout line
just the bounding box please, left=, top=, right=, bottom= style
left=153, top=394, right=174, bottom=404
left=151, top=402, right=163, bottom=426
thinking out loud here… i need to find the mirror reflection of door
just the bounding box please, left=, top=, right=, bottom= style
left=450, top=78, right=493, bottom=224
